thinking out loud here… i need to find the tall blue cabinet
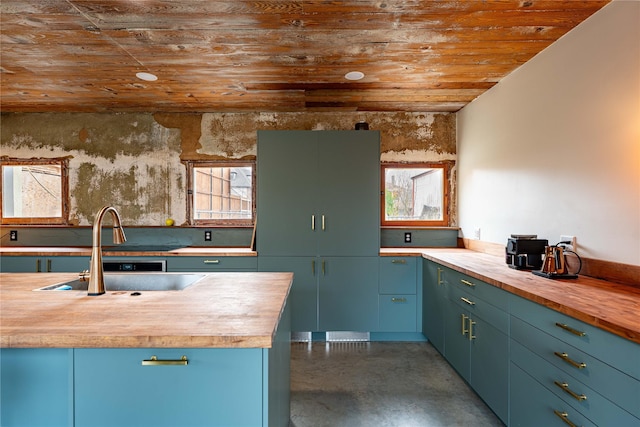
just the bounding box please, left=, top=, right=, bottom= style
left=257, top=130, right=380, bottom=333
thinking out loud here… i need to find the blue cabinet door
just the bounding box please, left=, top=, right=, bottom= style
left=422, top=259, right=445, bottom=353
left=1, top=348, right=73, bottom=427
left=74, top=348, right=264, bottom=427
left=318, top=257, right=379, bottom=331
left=259, top=256, right=318, bottom=332
left=0, top=256, right=89, bottom=272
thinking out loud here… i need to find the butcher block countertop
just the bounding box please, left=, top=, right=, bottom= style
left=0, top=272, right=292, bottom=349
left=381, top=248, right=640, bottom=344
left=0, top=246, right=257, bottom=257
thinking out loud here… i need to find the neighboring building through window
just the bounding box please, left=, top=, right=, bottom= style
left=381, top=162, right=451, bottom=227
left=1, top=158, right=69, bottom=225
left=186, top=161, right=255, bottom=226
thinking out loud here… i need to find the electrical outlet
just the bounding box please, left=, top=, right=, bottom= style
left=9, top=230, right=18, bottom=241
left=560, top=235, right=577, bottom=251
left=404, top=232, right=412, bottom=243
left=473, top=227, right=481, bottom=240
left=204, top=230, right=212, bottom=241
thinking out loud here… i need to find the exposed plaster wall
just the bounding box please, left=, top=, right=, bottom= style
left=1, top=111, right=456, bottom=226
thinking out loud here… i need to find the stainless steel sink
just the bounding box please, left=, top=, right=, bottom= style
left=34, top=273, right=206, bottom=292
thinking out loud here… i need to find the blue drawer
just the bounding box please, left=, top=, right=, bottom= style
left=378, top=294, right=417, bottom=332
left=167, top=256, right=257, bottom=271
left=444, top=267, right=509, bottom=311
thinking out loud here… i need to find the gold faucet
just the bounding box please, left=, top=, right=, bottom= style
left=88, top=206, right=126, bottom=295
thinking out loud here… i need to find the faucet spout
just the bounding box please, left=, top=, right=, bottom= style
left=88, top=206, right=127, bottom=296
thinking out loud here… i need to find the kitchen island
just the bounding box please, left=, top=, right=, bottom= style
left=0, top=272, right=293, bottom=427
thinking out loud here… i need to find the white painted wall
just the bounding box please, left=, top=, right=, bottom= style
left=457, top=0, right=640, bottom=266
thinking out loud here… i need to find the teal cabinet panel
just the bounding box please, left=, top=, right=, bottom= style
left=444, top=297, right=471, bottom=381
left=511, top=340, right=639, bottom=426
left=257, top=130, right=319, bottom=256
left=257, top=130, right=380, bottom=257
left=75, top=348, right=264, bottom=427
left=422, top=259, right=445, bottom=353
left=259, top=256, right=318, bottom=332
left=1, top=348, right=73, bottom=427
left=0, top=256, right=89, bottom=272
left=318, top=257, right=379, bottom=331
left=511, top=293, right=640, bottom=381
left=510, top=363, right=597, bottom=427
left=166, top=256, right=257, bottom=271
left=378, top=294, right=417, bottom=332
left=379, top=256, right=417, bottom=294
left=512, top=315, right=640, bottom=418
left=444, top=267, right=509, bottom=312
left=447, top=279, right=509, bottom=335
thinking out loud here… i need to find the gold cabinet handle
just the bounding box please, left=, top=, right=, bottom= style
left=321, top=214, right=325, bottom=231
left=322, top=259, right=326, bottom=276
left=437, top=268, right=443, bottom=285
left=553, top=410, right=580, bottom=427
left=460, top=297, right=476, bottom=306
left=46, top=259, right=52, bottom=272
left=554, top=381, right=587, bottom=401
left=36, top=259, right=41, bottom=272
left=311, top=215, right=315, bottom=231
left=555, top=322, right=586, bottom=337
left=391, top=297, right=407, bottom=303
left=460, top=279, right=475, bottom=287
left=554, top=352, right=587, bottom=369
left=311, top=260, right=316, bottom=276
left=203, top=259, right=220, bottom=264
left=468, top=319, right=476, bottom=340
left=391, top=259, right=407, bottom=264
left=142, top=355, right=188, bottom=366
left=461, top=314, right=469, bottom=336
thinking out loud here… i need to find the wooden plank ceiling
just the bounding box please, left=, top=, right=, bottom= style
left=0, top=0, right=610, bottom=113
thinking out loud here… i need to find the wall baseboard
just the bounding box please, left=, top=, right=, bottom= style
left=461, top=238, right=639, bottom=287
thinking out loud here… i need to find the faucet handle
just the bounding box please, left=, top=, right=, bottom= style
left=79, top=270, right=90, bottom=281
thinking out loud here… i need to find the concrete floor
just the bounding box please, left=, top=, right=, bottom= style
left=290, top=341, right=505, bottom=427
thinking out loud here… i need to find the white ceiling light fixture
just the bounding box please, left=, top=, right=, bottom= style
left=136, top=72, right=158, bottom=82
left=345, top=71, right=365, bottom=81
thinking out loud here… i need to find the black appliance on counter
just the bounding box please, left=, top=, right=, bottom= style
left=505, top=235, right=548, bottom=270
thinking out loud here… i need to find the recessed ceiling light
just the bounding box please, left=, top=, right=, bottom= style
left=345, top=71, right=365, bottom=81
left=136, top=72, right=158, bottom=82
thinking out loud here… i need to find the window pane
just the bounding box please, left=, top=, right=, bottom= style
left=2, top=165, right=62, bottom=218
left=193, top=166, right=252, bottom=221
left=384, top=167, right=443, bottom=222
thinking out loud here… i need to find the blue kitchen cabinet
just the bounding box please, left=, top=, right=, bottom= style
left=0, top=348, right=73, bottom=427
left=0, top=256, right=89, bottom=272
left=378, top=257, right=418, bottom=333
left=257, top=130, right=380, bottom=333
left=422, top=259, right=446, bottom=352
left=440, top=266, right=510, bottom=423
left=75, top=348, right=263, bottom=427
left=510, top=294, right=640, bottom=426
left=166, top=256, right=257, bottom=271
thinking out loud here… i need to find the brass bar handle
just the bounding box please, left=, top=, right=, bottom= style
left=391, top=297, right=407, bottom=303
left=554, top=352, right=587, bottom=369
left=554, top=381, right=587, bottom=401
left=311, top=260, right=316, bottom=276
left=468, top=319, right=476, bottom=340
left=322, top=259, right=326, bottom=276
left=461, top=314, right=469, bottom=336
left=553, top=410, right=579, bottom=427
left=321, top=215, right=325, bottom=231
left=36, top=259, right=41, bottom=273
left=437, top=268, right=443, bottom=285
left=311, top=215, right=315, bottom=231
left=142, top=355, right=188, bottom=366
left=391, top=259, right=407, bottom=264
left=46, top=259, right=52, bottom=272
left=203, top=259, right=220, bottom=264
left=460, top=279, right=475, bottom=287
left=555, top=322, right=586, bottom=337
left=460, top=297, right=476, bottom=306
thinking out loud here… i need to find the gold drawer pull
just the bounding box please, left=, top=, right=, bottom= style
left=391, top=259, right=407, bottom=264
left=460, top=297, right=476, bottom=306
left=142, top=355, right=188, bottom=366
left=553, top=410, right=580, bottom=427
left=554, top=381, right=587, bottom=401
left=460, top=279, right=475, bottom=287
left=555, top=322, right=586, bottom=337
left=554, top=352, right=587, bottom=369
left=391, top=297, right=407, bottom=303
left=437, top=268, right=443, bottom=285
left=203, top=259, right=220, bottom=264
